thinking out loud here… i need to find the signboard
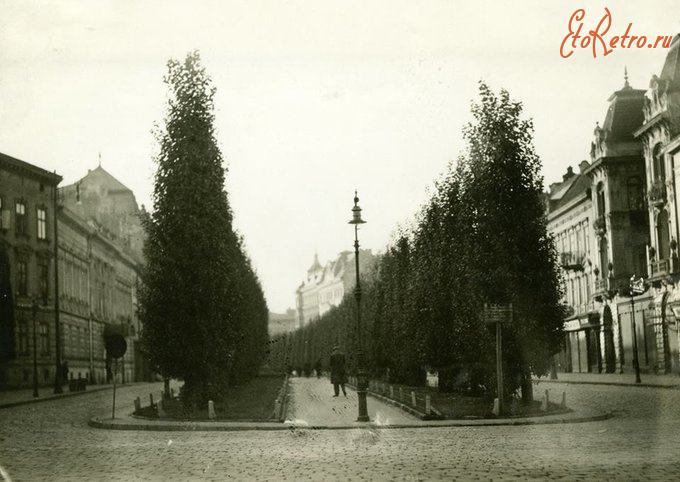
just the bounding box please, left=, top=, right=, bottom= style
left=483, top=303, right=513, bottom=324
left=630, top=276, right=646, bottom=295
left=105, top=334, right=127, bottom=359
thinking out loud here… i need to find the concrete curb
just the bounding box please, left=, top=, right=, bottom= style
left=88, top=410, right=613, bottom=432
left=534, top=379, right=680, bottom=390
left=0, top=384, right=117, bottom=410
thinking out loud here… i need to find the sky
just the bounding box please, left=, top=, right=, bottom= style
left=1, top=0, right=679, bottom=313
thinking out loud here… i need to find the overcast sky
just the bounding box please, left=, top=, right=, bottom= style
left=1, top=0, right=679, bottom=312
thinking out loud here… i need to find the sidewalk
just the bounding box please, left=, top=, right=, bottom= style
left=534, top=371, right=680, bottom=388
left=0, top=383, right=116, bottom=409
left=285, top=376, right=418, bottom=426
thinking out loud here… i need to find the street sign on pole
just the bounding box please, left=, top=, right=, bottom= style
left=483, top=303, right=513, bottom=324
left=630, top=276, right=645, bottom=295
left=483, top=303, right=512, bottom=416
left=105, top=334, right=127, bottom=419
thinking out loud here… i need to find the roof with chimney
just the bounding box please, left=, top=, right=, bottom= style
left=547, top=161, right=591, bottom=214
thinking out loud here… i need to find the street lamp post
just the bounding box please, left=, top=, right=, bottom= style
left=349, top=191, right=369, bottom=422
left=629, top=275, right=644, bottom=384
left=32, top=297, right=39, bottom=398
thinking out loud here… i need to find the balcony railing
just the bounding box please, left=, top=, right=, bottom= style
left=560, top=251, right=585, bottom=271
left=593, top=278, right=608, bottom=294
left=648, top=179, right=667, bottom=208
left=649, top=258, right=671, bottom=278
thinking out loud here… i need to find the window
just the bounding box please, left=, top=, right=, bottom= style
left=18, top=320, right=28, bottom=355
left=627, top=177, right=644, bottom=211
left=596, top=183, right=606, bottom=218
left=17, top=260, right=28, bottom=296
left=39, top=323, right=49, bottom=355
left=653, top=144, right=665, bottom=181
left=37, top=207, right=46, bottom=240
left=15, top=200, right=27, bottom=236
left=38, top=261, right=49, bottom=303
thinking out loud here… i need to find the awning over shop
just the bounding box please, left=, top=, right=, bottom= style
left=564, top=312, right=600, bottom=331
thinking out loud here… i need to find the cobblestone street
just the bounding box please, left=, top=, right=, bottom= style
left=1, top=379, right=679, bottom=480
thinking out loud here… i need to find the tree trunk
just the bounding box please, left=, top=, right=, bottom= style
left=521, top=370, right=533, bottom=405
left=163, top=378, right=171, bottom=400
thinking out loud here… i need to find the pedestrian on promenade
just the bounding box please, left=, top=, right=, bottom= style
left=330, top=345, right=346, bottom=397
left=314, top=358, right=322, bottom=378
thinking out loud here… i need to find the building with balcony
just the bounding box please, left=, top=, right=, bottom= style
left=295, top=250, right=377, bottom=327
left=548, top=39, right=680, bottom=377
left=0, top=152, right=62, bottom=389
left=547, top=162, right=601, bottom=373
left=634, top=33, right=680, bottom=374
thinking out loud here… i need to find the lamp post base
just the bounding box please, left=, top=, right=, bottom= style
left=356, top=369, right=370, bottom=422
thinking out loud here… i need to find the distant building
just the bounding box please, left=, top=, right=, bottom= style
left=295, top=250, right=377, bottom=327
left=268, top=309, right=296, bottom=337
left=0, top=152, right=62, bottom=388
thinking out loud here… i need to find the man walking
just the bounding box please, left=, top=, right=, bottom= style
left=330, top=345, right=347, bottom=397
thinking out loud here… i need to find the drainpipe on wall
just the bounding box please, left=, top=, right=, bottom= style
left=53, top=181, right=63, bottom=394
left=87, top=234, right=94, bottom=384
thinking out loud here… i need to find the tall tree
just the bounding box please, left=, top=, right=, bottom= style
left=140, top=52, right=267, bottom=408
left=464, top=82, right=564, bottom=403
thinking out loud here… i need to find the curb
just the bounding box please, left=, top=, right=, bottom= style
left=534, top=379, right=680, bottom=390
left=0, top=385, right=117, bottom=410
left=365, top=390, right=432, bottom=419
left=88, top=411, right=613, bottom=432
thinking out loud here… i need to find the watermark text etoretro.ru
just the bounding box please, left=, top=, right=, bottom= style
left=560, top=8, right=673, bottom=59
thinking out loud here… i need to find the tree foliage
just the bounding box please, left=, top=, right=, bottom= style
left=271, top=82, right=563, bottom=401
left=140, top=52, right=268, bottom=407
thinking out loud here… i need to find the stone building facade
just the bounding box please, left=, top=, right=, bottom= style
left=57, top=206, right=142, bottom=384
left=58, top=164, right=149, bottom=384
left=0, top=152, right=62, bottom=388
left=295, top=250, right=377, bottom=327
left=549, top=35, right=680, bottom=376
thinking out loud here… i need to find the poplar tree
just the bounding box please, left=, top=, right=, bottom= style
left=140, top=52, right=267, bottom=408
left=464, top=82, right=564, bottom=403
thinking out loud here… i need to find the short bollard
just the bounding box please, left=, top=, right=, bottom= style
left=134, top=397, right=141, bottom=412
left=425, top=395, right=431, bottom=415
left=541, top=394, right=548, bottom=411
left=545, top=389, right=550, bottom=408
left=157, top=399, right=166, bottom=417
left=492, top=398, right=500, bottom=416
left=411, top=391, right=416, bottom=407
left=389, top=386, right=394, bottom=398
left=561, top=391, right=567, bottom=408
left=399, top=387, right=404, bottom=402
left=208, top=400, right=216, bottom=420
left=149, top=393, right=154, bottom=408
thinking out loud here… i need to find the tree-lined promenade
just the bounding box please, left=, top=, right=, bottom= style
left=271, top=84, right=565, bottom=405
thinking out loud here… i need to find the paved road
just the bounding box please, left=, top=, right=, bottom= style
left=1, top=380, right=679, bottom=480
